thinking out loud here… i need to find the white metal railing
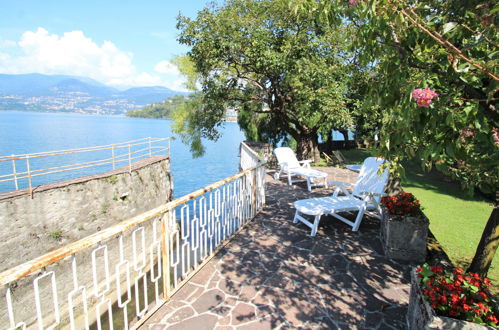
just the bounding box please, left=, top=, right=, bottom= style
left=0, top=137, right=171, bottom=195
left=0, top=149, right=266, bottom=329
left=240, top=141, right=265, bottom=171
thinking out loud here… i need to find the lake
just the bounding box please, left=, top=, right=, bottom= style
left=0, top=111, right=245, bottom=198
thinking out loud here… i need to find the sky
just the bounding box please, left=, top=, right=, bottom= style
left=0, top=0, right=217, bottom=91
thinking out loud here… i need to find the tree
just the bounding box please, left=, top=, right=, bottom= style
left=175, top=0, right=362, bottom=160
left=293, top=0, right=498, bottom=276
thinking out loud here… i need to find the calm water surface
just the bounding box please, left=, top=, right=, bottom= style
left=0, top=111, right=245, bottom=197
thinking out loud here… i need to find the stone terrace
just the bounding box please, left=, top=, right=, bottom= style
left=142, top=167, right=413, bottom=329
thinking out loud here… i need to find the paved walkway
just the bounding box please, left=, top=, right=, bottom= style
left=142, top=167, right=413, bottom=329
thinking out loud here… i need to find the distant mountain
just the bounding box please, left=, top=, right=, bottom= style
left=120, top=86, right=182, bottom=104
left=0, top=73, right=109, bottom=95
left=0, top=73, right=188, bottom=115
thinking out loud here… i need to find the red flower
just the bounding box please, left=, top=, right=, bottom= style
left=418, top=264, right=497, bottom=325
left=477, top=291, right=488, bottom=300
left=382, top=192, right=422, bottom=216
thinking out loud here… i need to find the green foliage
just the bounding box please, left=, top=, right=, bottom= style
left=49, top=229, right=62, bottom=240
left=294, top=0, right=498, bottom=196
left=175, top=0, right=367, bottom=158
left=126, top=95, right=191, bottom=119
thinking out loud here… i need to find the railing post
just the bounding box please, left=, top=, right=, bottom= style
left=11, top=155, right=18, bottom=190
left=160, top=211, right=171, bottom=299
left=111, top=145, right=116, bottom=170
left=252, top=167, right=257, bottom=217
left=148, top=137, right=152, bottom=157
left=128, top=144, right=132, bottom=173
left=25, top=155, right=32, bottom=197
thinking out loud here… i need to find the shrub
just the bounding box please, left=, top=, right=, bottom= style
left=381, top=192, right=422, bottom=217
left=418, top=264, right=498, bottom=327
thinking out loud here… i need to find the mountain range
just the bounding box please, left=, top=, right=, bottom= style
left=0, top=73, right=188, bottom=115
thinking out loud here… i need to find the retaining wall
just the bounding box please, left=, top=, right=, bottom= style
left=0, top=155, right=172, bottom=272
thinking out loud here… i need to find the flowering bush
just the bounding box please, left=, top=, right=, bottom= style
left=493, top=128, right=499, bottom=147
left=381, top=192, right=422, bottom=217
left=417, top=264, right=498, bottom=327
left=411, top=88, right=439, bottom=107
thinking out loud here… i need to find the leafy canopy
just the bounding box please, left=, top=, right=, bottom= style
left=293, top=0, right=498, bottom=194
left=175, top=0, right=366, bottom=158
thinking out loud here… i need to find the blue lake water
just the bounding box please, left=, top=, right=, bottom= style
left=0, top=111, right=245, bottom=198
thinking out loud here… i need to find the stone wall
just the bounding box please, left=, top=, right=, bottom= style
left=0, top=155, right=172, bottom=272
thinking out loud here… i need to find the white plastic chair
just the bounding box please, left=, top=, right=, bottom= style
left=293, top=157, right=389, bottom=236
left=273, top=147, right=328, bottom=192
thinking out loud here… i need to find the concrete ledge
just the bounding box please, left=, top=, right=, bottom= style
left=0, top=155, right=169, bottom=200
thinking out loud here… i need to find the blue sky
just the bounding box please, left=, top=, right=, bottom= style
left=0, top=0, right=217, bottom=91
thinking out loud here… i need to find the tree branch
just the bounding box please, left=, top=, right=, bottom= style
left=400, top=7, right=499, bottom=82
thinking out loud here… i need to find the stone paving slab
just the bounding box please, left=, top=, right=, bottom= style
left=142, top=167, right=413, bottom=329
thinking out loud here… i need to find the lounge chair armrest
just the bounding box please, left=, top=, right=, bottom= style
left=278, top=161, right=289, bottom=169
left=328, top=181, right=353, bottom=197
left=299, top=159, right=312, bottom=168
left=359, top=191, right=386, bottom=197
left=359, top=191, right=386, bottom=205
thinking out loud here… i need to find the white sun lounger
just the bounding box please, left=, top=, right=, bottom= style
left=293, top=157, right=389, bottom=235
left=273, top=147, right=328, bottom=192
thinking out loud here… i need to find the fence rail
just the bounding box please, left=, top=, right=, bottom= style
left=0, top=137, right=171, bottom=195
left=0, top=142, right=266, bottom=329
left=240, top=141, right=265, bottom=171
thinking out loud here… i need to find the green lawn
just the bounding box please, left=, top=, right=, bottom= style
left=341, top=149, right=497, bottom=295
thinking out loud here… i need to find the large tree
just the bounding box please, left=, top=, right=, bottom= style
left=175, top=0, right=362, bottom=160
left=293, top=0, right=498, bottom=275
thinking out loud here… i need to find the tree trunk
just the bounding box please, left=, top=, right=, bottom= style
left=296, top=133, right=320, bottom=162
left=326, top=130, right=334, bottom=154
left=467, top=203, right=499, bottom=277
left=339, top=129, right=349, bottom=149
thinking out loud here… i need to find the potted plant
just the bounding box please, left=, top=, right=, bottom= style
left=407, top=264, right=498, bottom=329
left=380, top=192, right=429, bottom=262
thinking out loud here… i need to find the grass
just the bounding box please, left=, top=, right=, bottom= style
left=341, top=149, right=497, bottom=295
left=49, top=229, right=62, bottom=240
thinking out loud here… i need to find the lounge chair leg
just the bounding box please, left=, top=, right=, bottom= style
left=287, top=172, right=293, bottom=186
left=293, top=210, right=299, bottom=224
left=352, top=206, right=366, bottom=232
left=306, top=178, right=312, bottom=191
left=311, top=215, right=321, bottom=236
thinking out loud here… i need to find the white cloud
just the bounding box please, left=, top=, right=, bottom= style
left=0, top=38, right=16, bottom=48
left=154, top=60, right=180, bottom=75
left=0, top=27, right=189, bottom=91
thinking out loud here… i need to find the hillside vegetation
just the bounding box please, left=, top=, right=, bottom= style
left=126, top=95, right=190, bottom=119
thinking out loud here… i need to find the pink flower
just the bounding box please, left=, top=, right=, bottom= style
left=412, top=87, right=439, bottom=107
left=492, top=129, right=499, bottom=146
left=348, top=0, right=362, bottom=8
left=460, top=129, right=474, bottom=137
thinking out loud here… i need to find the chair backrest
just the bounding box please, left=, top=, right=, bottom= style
left=273, top=147, right=301, bottom=169
left=352, top=157, right=389, bottom=202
